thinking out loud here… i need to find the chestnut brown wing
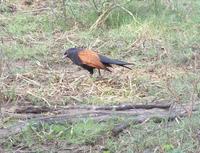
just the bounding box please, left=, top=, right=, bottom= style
left=78, top=49, right=106, bottom=69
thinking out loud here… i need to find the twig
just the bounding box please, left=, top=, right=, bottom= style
left=89, top=4, right=117, bottom=31
left=116, top=4, right=139, bottom=24
left=19, top=8, right=51, bottom=13
left=16, top=74, right=41, bottom=87
left=27, top=91, right=51, bottom=107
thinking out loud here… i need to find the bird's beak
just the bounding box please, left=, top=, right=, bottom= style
left=62, top=54, right=68, bottom=59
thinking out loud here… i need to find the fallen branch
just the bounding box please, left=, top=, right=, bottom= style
left=15, top=106, right=53, bottom=114
left=5, top=103, right=171, bottom=115
left=111, top=105, right=193, bottom=136
left=0, top=103, right=199, bottom=139
left=94, top=103, right=171, bottom=111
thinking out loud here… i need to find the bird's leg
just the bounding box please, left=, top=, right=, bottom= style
left=98, top=69, right=101, bottom=77
left=89, top=69, right=94, bottom=79
left=90, top=72, right=98, bottom=81
left=90, top=73, right=93, bottom=78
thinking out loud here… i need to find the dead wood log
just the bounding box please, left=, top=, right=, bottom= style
left=94, top=103, right=171, bottom=111
left=58, top=101, right=171, bottom=111
left=0, top=103, right=199, bottom=140
left=3, top=103, right=171, bottom=117
left=15, top=106, right=53, bottom=114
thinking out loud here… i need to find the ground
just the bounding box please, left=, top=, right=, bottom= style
left=0, top=0, right=200, bottom=152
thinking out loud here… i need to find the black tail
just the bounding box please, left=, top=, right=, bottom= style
left=99, top=55, right=134, bottom=69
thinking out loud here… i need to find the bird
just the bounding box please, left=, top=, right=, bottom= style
left=62, top=47, right=134, bottom=76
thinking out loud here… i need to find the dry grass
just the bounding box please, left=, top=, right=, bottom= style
left=1, top=54, right=194, bottom=106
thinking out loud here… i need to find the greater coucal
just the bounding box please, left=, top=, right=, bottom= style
left=63, top=47, right=133, bottom=76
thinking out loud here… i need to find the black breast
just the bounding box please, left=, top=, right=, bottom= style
left=68, top=49, right=82, bottom=65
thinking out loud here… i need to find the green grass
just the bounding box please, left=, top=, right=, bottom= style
left=106, top=113, right=200, bottom=153
left=3, top=86, right=18, bottom=102
left=3, top=120, right=111, bottom=152
left=24, top=120, right=109, bottom=144
left=4, top=13, right=64, bottom=35
left=2, top=113, right=200, bottom=152
left=1, top=12, right=63, bottom=60
left=1, top=43, right=48, bottom=60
